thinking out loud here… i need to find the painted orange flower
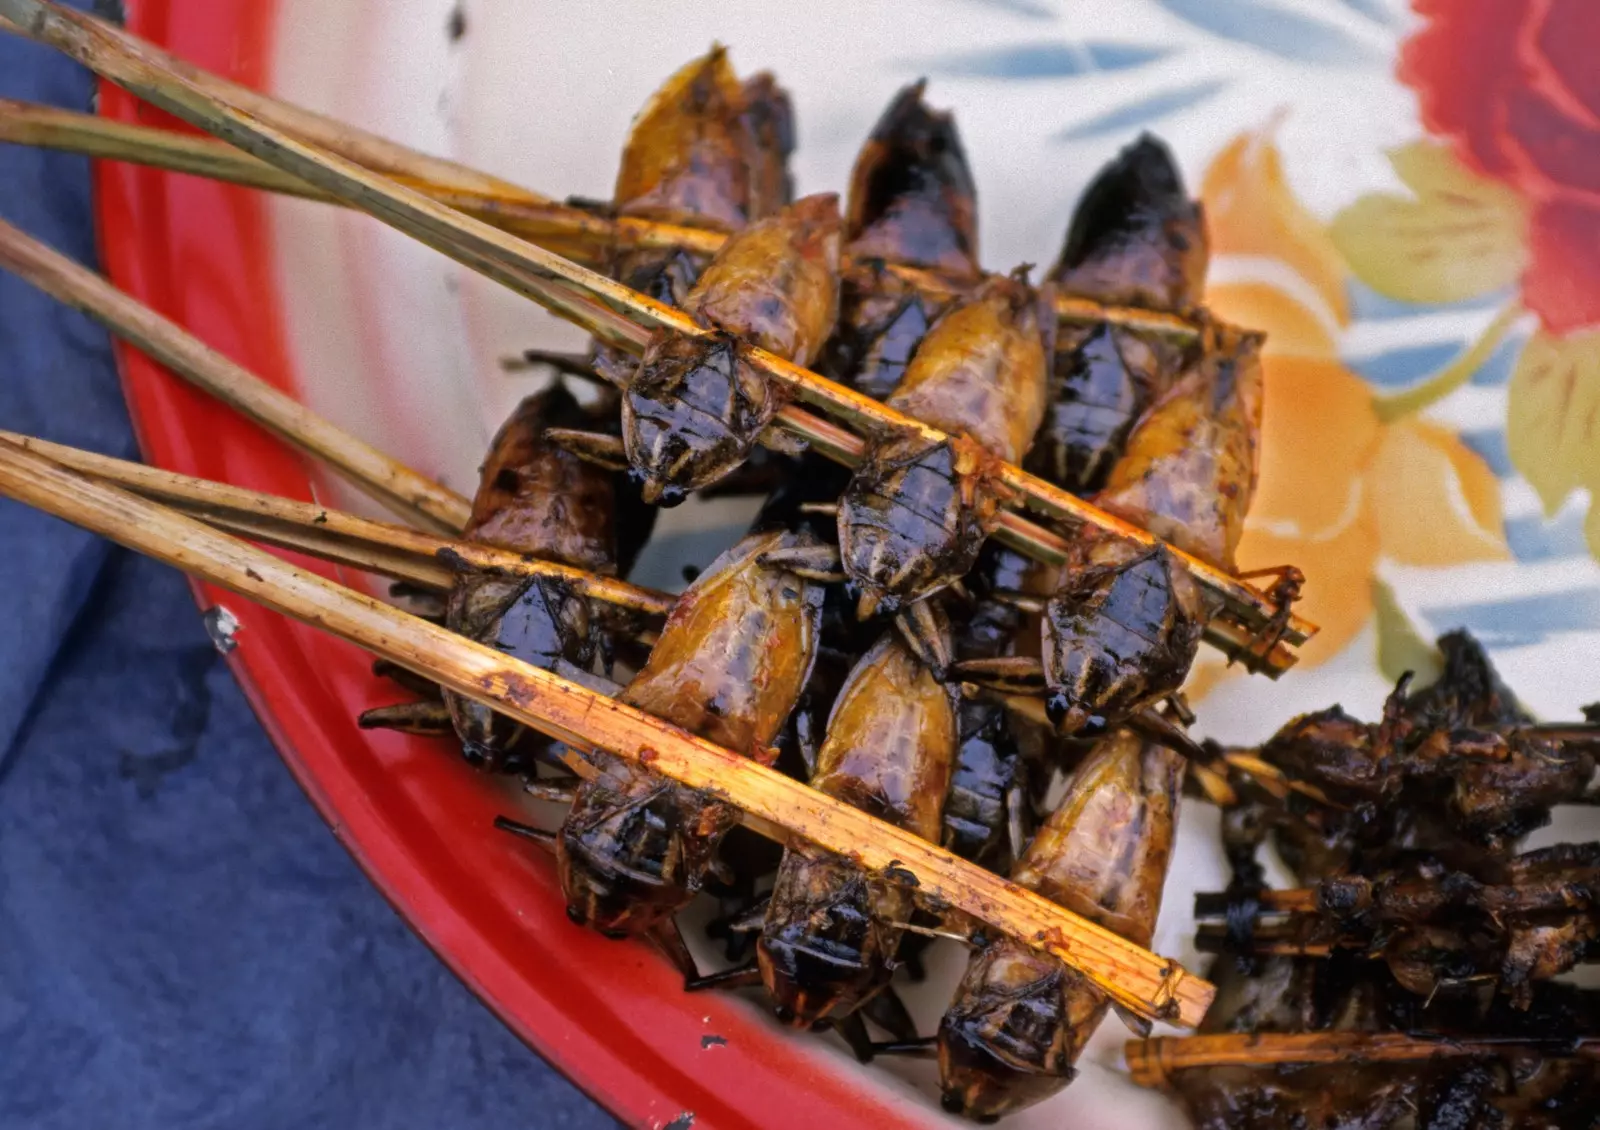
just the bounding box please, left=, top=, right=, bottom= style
left=1196, top=127, right=1511, bottom=676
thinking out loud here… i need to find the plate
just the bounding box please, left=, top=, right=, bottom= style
left=97, top=2, right=1600, bottom=1127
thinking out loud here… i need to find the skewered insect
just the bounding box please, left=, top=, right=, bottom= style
left=553, top=193, right=843, bottom=504
left=360, top=383, right=646, bottom=770
left=821, top=81, right=979, bottom=401
left=837, top=270, right=1050, bottom=622
left=1050, top=133, right=1209, bottom=316
left=959, top=324, right=1263, bottom=743
left=937, top=728, right=1185, bottom=1120
left=1029, top=136, right=1207, bottom=496
left=555, top=529, right=823, bottom=940
left=754, top=633, right=957, bottom=1031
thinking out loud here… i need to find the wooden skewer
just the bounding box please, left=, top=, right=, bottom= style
left=0, top=216, right=471, bottom=534
left=1194, top=873, right=1600, bottom=921
left=0, top=17, right=546, bottom=204
left=1, top=0, right=1312, bottom=669
left=0, top=431, right=674, bottom=617
left=0, top=99, right=1201, bottom=344
left=0, top=434, right=1213, bottom=1028
left=1126, top=1031, right=1600, bottom=1090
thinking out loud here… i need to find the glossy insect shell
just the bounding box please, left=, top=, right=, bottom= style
left=622, top=194, right=842, bottom=503
left=445, top=385, right=618, bottom=769
left=1041, top=539, right=1205, bottom=737
left=845, top=80, right=981, bottom=279
left=938, top=730, right=1185, bottom=1120
left=838, top=273, right=1049, bottom=612
left=1050, top=133, right=1209, bottom=314
left=1095, top=329, right=1264, bottom=573
left=557, top=530, right=823, bottom=936
left=758, top=635, right=956, bottom=1028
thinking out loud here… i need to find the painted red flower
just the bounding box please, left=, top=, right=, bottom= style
left=1402, top=0, right=1600, bottom=335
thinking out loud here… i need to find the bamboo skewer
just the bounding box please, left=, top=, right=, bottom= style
left=0, top=431, right=674, bottom=616
left=0, top=434, right=1213, bottom=1028
left=16, top=428, right=1335, bottom=819
left=1194, top=874, right=1600, bottom=922
left=1126, top=1031, right=1600, bottom=1089
left=0, top=216, right=471, bottom=534
left=0, top=18, right=546, bottom=204
left=0, top=0, right=1312, bottom=670
left=0, top=99, right=1201, bottom=344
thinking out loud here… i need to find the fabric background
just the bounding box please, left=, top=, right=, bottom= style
left=0, top=13, right=613, bottom=1129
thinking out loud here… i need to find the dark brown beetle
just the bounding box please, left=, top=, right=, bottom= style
left=821, top=80, right=979, bottom=404
left=938, top=728, right=1185, bottom=1120
left=754, top=633, right=957, bottom=1031
left=813, top=273, right=1051, bottom=630
left=556, top=529, right=823, bottom=942
left=1030, top=135, right=1208, bottom=496
left=360, top=383, right=648, bottom=770
left=554, top=194, right=843, bottom=505
left=1049, top=133, right=1209, bottom=316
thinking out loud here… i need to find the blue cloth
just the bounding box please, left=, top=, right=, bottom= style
left=0, top=16, right=613, bottom=1130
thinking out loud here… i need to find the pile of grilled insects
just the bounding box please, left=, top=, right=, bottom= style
left=5, top=10, right=1596, bottom=1121
left=354, top=47, right=1284, bottom=1122
left=1132, top=632, right=1600, bottom=1129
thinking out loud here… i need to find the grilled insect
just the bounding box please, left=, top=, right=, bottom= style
left=754, top=634, right=957, bottom=1030
left=838, top=271, right=1050, bottom=617
left=1030, top=137, right=1208, bottom=495
left=1049, top=133, right=1209, bottom=316
left=586, top=47, right=794, bottom=375
left=844, top=79, right=979, bottom=280
left=822, top=81, right=979, bottom=400
left=557, top=530, right=823, bottom=939
left=938, top=729, right=1185, bottom=1120
left=956, top=535, right=1205, bottom=748
left=959, top=327, right=1259, bottom=741
left=1224, top=636, right=1600, bottom=888
left=1095, top=325, right=1264, bottom=573
left=360, top=384, right=641, bottom=769
left=554, top=193, right=843, bottom=504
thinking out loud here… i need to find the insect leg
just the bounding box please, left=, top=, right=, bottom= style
left=684, top=962, right=762, bottom=993
left=648, top=918, right=704, bottom=982
left=894, top=600, right=952, bottom=682
left=862, top=987, right=918, bottom=1042
left=370, top=658, right=443, bottom=699
left=836, top=1013, right=878, bottom=1064
left=492, top=815, right=557, bottom=852
left=523, top=778, right=579, bottom=804
left=952, top=655, right=1046, bottom=695
left=757, top=542, right=846, bottom=582
left=544, top=428, right=629, bottom=471
left=357, top=700, right=454, bottom=736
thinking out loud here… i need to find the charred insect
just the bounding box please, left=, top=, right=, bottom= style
left=937, top=728, right=1185, bottom=1120
left=1223, top=634, right=1600, bottom=888
left=1049, top=133, right=1209, bottom=316
left=554, top=194, right=843, bottom=504
left=556, top=529, right=823, bottom=942
left=826, top=272, right=1050, bottom=624
left=819, top=80, right=980, bottom=400
left=360, top=384, right=646, bottom=770
left=1029, top=138, right=1209, bottom=495
left=844, top=79, right=980, bottom=281
left=1095, top=324, right=1264, bottom=573
left=957, top=535, right=1205, bottom=750
left=754, top=634, right=956, bottom=1031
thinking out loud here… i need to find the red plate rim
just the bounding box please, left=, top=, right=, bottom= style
left=93, top=3, right=927, bottom=1128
